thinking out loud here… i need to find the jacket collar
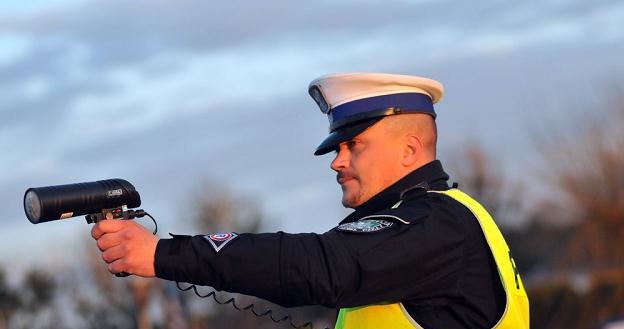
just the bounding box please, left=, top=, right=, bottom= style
left=340, top=160, right=450, bottom=224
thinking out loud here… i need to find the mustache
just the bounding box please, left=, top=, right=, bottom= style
left=336, top=172, right=356, bottom=183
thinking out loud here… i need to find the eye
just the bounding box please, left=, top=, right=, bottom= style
left=346, top=140, right=359, bottom=149
left=335, top=140, right=361, bottom=153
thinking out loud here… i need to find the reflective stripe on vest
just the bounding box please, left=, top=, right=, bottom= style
left=334, top=189, right=530, bottom=329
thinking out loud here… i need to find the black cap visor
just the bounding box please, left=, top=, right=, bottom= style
left=314, top=117, right=384, bottom=156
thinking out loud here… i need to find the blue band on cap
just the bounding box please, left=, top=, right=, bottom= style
left=330, top=93, right=434, bottom=123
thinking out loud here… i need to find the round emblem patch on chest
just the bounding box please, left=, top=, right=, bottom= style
left=336, top=219, right=394, bottom=233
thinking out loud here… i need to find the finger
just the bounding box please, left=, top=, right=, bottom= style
left=107, top=258, right=127, bottom=274
left=91, top=223, right=103, bottom=240
left=96, top=232, right=123, bottom=251
left=91, top=220, right=130, bottom=239
left=101, top=244, right=128, bottom=264
left=99, top=220, right=127, bottom=232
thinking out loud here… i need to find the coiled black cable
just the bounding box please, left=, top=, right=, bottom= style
left=175, top=282, right=330, bottom=329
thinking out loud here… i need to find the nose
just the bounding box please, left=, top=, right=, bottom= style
left=330, top=144, right=349, bottom=172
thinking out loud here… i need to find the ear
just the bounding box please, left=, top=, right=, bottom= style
left=402, top=134, right=423, bottom=167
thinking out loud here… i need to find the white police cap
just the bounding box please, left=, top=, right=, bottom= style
left=308, top=72, right=444, bottom=155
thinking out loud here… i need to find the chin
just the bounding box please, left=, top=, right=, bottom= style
left=341, top=195, right=361, bottom=208
left=342, top=201, right=355, bottom=208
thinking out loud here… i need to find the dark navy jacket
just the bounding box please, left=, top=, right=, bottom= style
left=155, top=160, right=506, bottom=328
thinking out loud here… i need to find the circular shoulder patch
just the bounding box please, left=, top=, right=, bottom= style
left=203, top=232, right=238, bottom=252
left=209, top=233, right=236, bottom=241
left=336, top=219, right=394, bottom=233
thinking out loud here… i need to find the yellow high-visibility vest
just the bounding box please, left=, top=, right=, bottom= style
left=335, top=189, right=529, bottom=329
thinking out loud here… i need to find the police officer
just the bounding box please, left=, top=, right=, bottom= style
left=92, top=73, right=529, bottom=328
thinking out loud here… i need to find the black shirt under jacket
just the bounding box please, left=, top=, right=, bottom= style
left=154, top=160, right=505, bottom=328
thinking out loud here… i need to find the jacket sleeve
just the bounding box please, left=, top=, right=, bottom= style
left=154, top=231, right=360, bottom=307
left=154, top=210, right=464, bottom=308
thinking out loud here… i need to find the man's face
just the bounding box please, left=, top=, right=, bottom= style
left=330, top=120, right=405, bottom=208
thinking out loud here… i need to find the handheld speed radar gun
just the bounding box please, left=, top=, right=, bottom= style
left=24, top=179, right=156, bottom=278
left=24, top=179, right=145, bottom=224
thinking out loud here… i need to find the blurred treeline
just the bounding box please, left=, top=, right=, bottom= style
left=1, top=96, right=623, bottom=329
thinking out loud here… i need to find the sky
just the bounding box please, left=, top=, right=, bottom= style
left=1, top=0, right=624, bottom=273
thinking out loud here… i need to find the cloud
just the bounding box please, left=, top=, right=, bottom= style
left=2, top=0, right=623, bottom=174
left=3, top=0, right=619, bottom=70
left=1, top=0, right=624, bottom=268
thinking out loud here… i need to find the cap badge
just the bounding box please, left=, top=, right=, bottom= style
left=309, top=85, right=330, bottom=114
